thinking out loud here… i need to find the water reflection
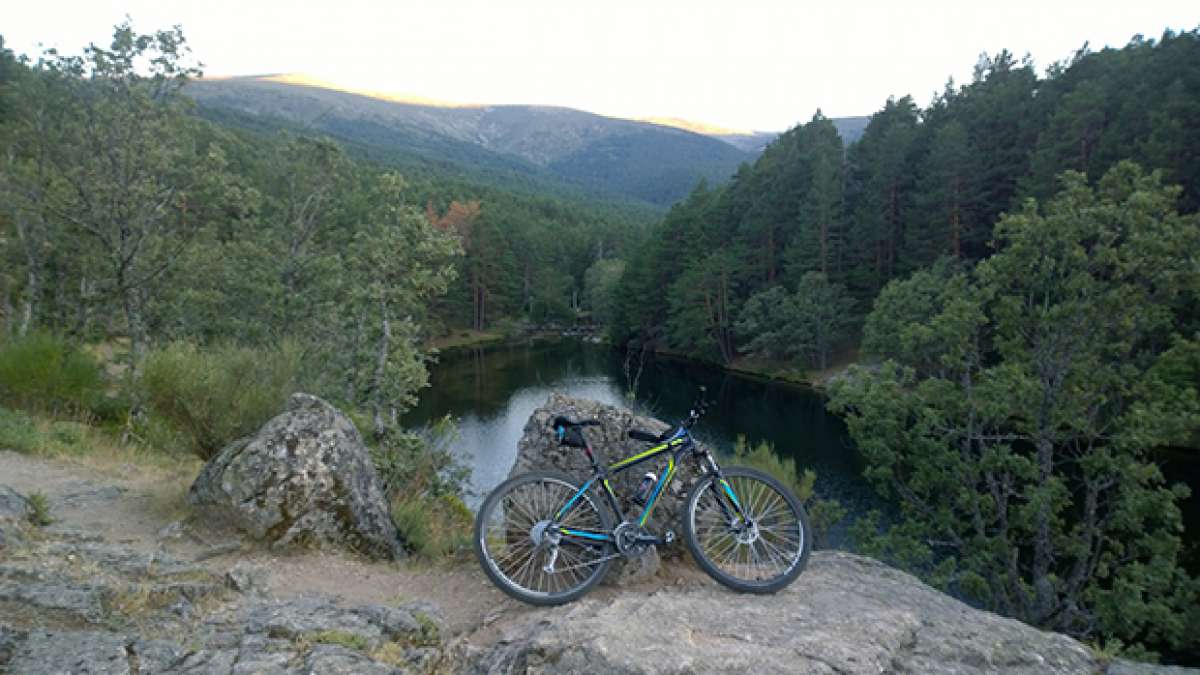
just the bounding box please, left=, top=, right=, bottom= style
left=404, top=340, right=884, bottom=547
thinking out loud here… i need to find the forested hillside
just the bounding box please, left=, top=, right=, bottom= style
left=603, top=29, right=1200, bottom=658
left=610, top=32, right=1200, bottom=368
left=0, top=25, right=647, bottom=430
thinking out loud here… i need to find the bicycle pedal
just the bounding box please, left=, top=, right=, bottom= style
left=663, top=530, right=676, bottom=545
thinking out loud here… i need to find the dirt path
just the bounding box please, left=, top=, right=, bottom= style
left=0, top=450, right=539, bottom=638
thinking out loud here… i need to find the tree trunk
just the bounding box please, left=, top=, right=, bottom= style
left=1031, top=435, right=1055, bottom=622
left=19, top=268, right=36, bottom=337
left=123, top=284, right=147, bottom=376
left=346, top=309, right=366, bottom=403
left=951, top=175, right=962, bottom=258
left=819, top=219, right=829, bottom=275
left=371, top=296, right=391, bottom=439
left=16, top=215, right=41, bottom=337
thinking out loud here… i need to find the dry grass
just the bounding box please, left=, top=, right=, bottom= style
left=2, top=406, right=200, bottom=522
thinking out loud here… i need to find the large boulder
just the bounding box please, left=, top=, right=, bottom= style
left=463, top=550, right=1120, bottom=675
left=513, top=394, right=707, bottom=581
left=514, top=393, right=706, bottom=533
left=189, top=393, right=403, bottom=560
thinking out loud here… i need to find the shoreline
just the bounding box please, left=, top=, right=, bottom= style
left=425, top=329, right=854, bottom=392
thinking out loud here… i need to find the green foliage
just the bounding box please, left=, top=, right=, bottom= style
left=25, top=490, right=53, bottom=526
left=610, top=31, right=1200, bottom=378
left=370, top=416, right=469, bottom=501
left=583, top=258, right=626, bottom=327
left=831, top=163, right=1200, bottom=652
left=369, top=416, right=472, bottom=559
left=390, top=493, right=473, bottom=560
left=731, top=436, right=845, bottom=545
left=0, top=406, right=41, bottom=453
left=141, top=341, right=300, bottom=459
left=736, top=273, right=855, bottom=370
left=0, top=333, right=103, bottom=413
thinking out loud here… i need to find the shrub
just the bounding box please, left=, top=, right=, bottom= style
left=370, top=416, right=472, bottom=559
left=0, top=332, right=103, bottom=413
left=141, top=341, right=300, bottom=459
left=25, top=491, right=54, bottom=526
left=0, top=406, right=41, bottom=453
left=731, top=436, right=846, bottom=545
left=371, top=416, right=469, bottom=501
left=391, top=493, right=473, bottom=559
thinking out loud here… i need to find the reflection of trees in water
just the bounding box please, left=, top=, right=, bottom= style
left=411, top=341, right=885, bottom=537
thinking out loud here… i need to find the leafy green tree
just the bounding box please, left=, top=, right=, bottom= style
left=737, top=273, right=854, bottom=369
left=845, top=97, right=919, bottom=298
left=341, top=173, right=460, bottom=436
left=830, top=163, right=1200, bottom=652
left=583, top=258, right=625, bottom=327
left=666, top=249, right=740, bottom=363
left=734, top=285, right=791, bottom=359
left=786, top=113, right=846, bottom=282
left=5, top=23, right=210, bottom=370
left=904, top=120, right=974, bottom=270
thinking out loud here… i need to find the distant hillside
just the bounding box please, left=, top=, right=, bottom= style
left=709, top=116, right=870, bottom=153
left=189, top=75, right=753, bottom=207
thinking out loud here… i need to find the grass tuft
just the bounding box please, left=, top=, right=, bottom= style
left=25, top=490, right=54, bottom=526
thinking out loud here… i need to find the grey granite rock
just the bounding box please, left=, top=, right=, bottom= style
left=5, top=630, right=132, bottom=675
left=464, top=550, right=1115, bottom=675
left=189, top=393, right=403, bottom=560
left=510, top=393, right=709, bottom=581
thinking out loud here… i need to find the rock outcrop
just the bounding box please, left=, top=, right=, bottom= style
left=0, top=486, right=29, bottom=549
left=0, top=483, right=444, bottom=674
left=463, top=550, right=1190, bottom=675
left=517, top=395, right=704, bottom=523
left=189, top=393, right=403, bottom=560
left=513, top=394, right=711, bottom=582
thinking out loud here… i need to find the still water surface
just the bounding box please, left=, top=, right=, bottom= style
left=403, top=339, right=884, bottom=548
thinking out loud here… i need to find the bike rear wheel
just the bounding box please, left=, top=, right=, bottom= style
left=683, top=466, right=811, bottom=593
left=474, top=471, right=614, bottom=605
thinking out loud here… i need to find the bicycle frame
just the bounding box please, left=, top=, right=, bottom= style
left=550, top=425, right=745, bottom=544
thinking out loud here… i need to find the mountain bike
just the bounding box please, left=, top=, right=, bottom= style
left=474, top=388, right=812, bottom=605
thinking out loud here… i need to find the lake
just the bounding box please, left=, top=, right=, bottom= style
left=403, top=339, right=884, bottom=549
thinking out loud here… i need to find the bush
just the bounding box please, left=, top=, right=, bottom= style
left=371, top=416, right=469, bottom=501
left=731, top=436, right=846, bottom=545
left=369, top=416, right=472, bottom=559
left=0, top=332, right=103, bottom=413
left=0, top=406, right=89, bottom=456
left=141, top=341, right=300, bottom=459
left=391, top=493, right=473, bottom=559
left=0, top=406, right=41, bottom=453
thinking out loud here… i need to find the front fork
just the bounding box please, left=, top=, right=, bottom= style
left=699, top=451, right=748, bottom=527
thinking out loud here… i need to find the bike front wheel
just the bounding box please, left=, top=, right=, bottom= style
left=474, top=471, right=614, bottom=606
left=683, top=466, right=811, bottom=593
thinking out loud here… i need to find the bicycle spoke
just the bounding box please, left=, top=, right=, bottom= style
left=479, top=474, right=613, bottom=602
left=689, top=473, right=806, bottom=587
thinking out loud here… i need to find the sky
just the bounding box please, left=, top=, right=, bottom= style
left=4, top=0, right=1197, bottom=131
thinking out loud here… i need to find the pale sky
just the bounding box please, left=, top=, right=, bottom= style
left=4, top=1, right=1196, bottom=131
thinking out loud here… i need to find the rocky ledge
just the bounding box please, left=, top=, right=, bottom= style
left=0, top=484, right=445, bottom=674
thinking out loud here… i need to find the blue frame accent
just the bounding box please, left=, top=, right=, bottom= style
left=554, top=478, right=594, bottom=520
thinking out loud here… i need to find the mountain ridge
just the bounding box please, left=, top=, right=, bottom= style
left=189, top=74, right=868, bottom=206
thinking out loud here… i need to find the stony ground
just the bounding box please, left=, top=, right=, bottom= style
left=2, top=450, right=1196, bottom=674
left=0, top=450, right=702, bottom=674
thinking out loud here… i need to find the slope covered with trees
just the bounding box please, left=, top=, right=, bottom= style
left=606, top=30, right=1200, bottom=658
left=0, top=24, right=647, bottom=428
left=610, top=31, right=1200, bottom=367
